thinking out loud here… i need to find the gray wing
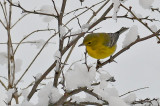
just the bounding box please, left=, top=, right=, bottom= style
left=105, top=33, right=119, bottom=47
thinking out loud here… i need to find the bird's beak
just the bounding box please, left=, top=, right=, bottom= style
left=78, top=43, right=84, bottom=47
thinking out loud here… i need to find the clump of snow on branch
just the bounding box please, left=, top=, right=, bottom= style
left=70, top=23, right=90, bottom=41
left=150, top=25, right=157, bottom=32
left=13, top=100, right=34, bottom=106
left=60, top=25, right=66, bottom=38
left=123, top=93, right=136, bottom=104
left=0, top=52, right=7, bottom=65
left=139, top=0, right=154, bottom=9
left=108, top=97, right=129, bottom=106
left=54, top=50, right=61, bottom=71
left=122, top=25, right=138, bottom=48
left=35, top=73, right=42, bottom=81
left=39, top=5, right=59, bottom=22
left=81, top=23, right=90, bottom=32
left=71, top=93, right=103, bottom=104
left=5, top=89, right=15, bottom=103
left=36, top=82, right=62, bottom=106
left=54, top=50, right=61, bottom=61
left=65, top=63, right=96, bottom=90
left=112, top=0, right=120, bottom=20
left=99, top=71, right=112, bottom=89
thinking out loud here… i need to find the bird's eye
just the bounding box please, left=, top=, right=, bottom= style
left=87, top=42, right=91, bottom=45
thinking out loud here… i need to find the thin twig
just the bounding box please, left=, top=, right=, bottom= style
left=119, top=87, right=149, bottom=97
left=121, top=4, right=160, bottom=41
left=13, top=29, right=55, bottom=55
left=15, top=33, right=57, bottom=87
left=11, top=13, right=29, bottom=28
left=6, top=0, right=58, bottom=18
left=0, top=80, right=8, bottom=90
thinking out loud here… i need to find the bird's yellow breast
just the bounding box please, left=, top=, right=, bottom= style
left=86, top=43, right=116, bottom=59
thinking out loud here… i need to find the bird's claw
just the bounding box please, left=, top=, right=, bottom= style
left=108, top=56, right=117, bottom=63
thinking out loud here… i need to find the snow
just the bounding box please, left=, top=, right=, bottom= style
left=71, top=93, right=103, bottom=104
left=123, top=93, right=136, bottom=104
left=108, top=96, right=129, bottom=106
left=35, top=73, right=42, bottom=81
left=36, top=82, right=62, bottom=106
left=54, top=50, right=61, bottom=71
left=65, top=63, right=96, bottom=90
left=13, top=100, right=34, bottom=106
left=21, top=89, right=29, bottom=100
left=150, top=25, right=157, bottom=32
left=139, top=0, right=154, bottom=9
left=54, top=50, right=61, bottom=61
left=49, top=87, right=63, bottom=103
left=5, top=89, right=15, bottom=103
left=99, top=71, right=112, bottom=89
left=60, top=25, right=66, bottom=38
left=0, top=52, right=7, bottom=65
left=81, top=23, right=90, bottom=30
left=122, top=25, right=138, bottom=48
left=39, top=5, right=59, bottom=22
left=112, top=0, right=120, bottom=20
left=21, top=100, right=34, bottom=106
left=93, top=86, right=119, bottom=101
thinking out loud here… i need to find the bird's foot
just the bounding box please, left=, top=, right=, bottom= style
left=96, top=59, right=102, bottom=69
left=108, top=56, right=117, bottom=63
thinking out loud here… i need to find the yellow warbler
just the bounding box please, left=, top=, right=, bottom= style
left=79, top=27, right=129, bottom=59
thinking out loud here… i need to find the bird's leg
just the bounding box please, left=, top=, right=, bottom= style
left=108, top=56, right=117, bottom=63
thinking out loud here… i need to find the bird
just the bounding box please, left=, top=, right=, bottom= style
left=79, top=27, right=129, bottom=59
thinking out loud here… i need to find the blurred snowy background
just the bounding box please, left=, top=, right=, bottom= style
left=0, top=0, right=160, bottom=105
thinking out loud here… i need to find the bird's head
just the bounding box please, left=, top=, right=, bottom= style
left=79, top=34, right=97, bottom=47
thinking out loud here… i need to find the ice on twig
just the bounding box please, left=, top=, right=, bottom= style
left=112, top=0, right=120, bottom=20
left=139, top=0, right=154, bottom=9
left=65, top=63, right=96, bottom=90
left=122, top=25, right=138, bottom=48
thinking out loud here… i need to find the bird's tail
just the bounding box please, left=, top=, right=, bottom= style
left=107, top=27, right=129, bottom=47
left=116, top=27, right=129, bottom=35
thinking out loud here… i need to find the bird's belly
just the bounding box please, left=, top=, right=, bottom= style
left=86, top=45, right=116, bottom=59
